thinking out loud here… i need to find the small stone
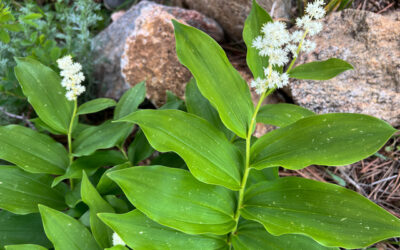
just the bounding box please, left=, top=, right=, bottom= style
left=289, top=10, right=400, bottom=126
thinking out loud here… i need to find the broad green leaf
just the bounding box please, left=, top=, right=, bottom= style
left=5, top=244, right=47, bottom=250
left=14, top=57, right=73, bottom=134
left=185, top=78, right=233, bottom=139
left=65, top=181, right=81, bottom=208
left=288, top=58, right=353, bottom=80
left=241, top=177, right=400, bottom=248
left=21, top=13, right=42, bottom=20
left=52, top=150, right=126, bottom=187
left=257, top=103, right=315, bottom=127
left=105, top=246, right=128, bottom=250
left=0, top=211, right=51, bottom=249
left=159, top=91, right=185, bottom=110
left=114, top=82, right=145, bottom=120
left=31, top=118, right=63, bottom=135
left=72, top=121, right=133, bottom=157
left=0, top=125, right=68, bottom=174
left=97, top=162, right=132, bottom=195
left=243, top=0, right=273, bottom=78
left=173, top=20, right=254, bottom=138
left=151, top=152, right=187, bottom=169
left=118, top=109, right=243, bottom=190
left=77, top=98, right=116, bottom=115
left=247, top=168, right=279, bottom=187
left=81, top=172, right=115, bottom=248
left=39, top=205, right=101, bottom=250
left=104, top=195, right=131, bottom=213
left=99, top=210, right=229, bottom=250
left=108, top=166, right=236, bottom=235
left=232, top=219, right=337, bottom=250
left=0, top=165, right=66, bottom=214
left=251, top=113, right=396, bottom=170
left=0, top=29, right=10, bottom=43
left=3, top=23, right=23, bottom=32
left=127, top=129, right=154, bottom=165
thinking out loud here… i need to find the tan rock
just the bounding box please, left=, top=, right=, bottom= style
left=165, top=0, right=292, bottom=40
left=92, top=1, right=223, bottom=101
left=290, top=10, right=400, bottom=126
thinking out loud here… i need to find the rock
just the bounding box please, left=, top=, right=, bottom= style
left=111, top=10, right=126, bottom=22
left=92, top=1, right=223, bottom=103
left=290, top=10, right=400, bottom=126
left=165, top=0, right=292, bottom=40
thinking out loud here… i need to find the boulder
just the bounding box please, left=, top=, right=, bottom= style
left=165, top=0, right=292, bottom=40
left=92, top=1, right=223, bottom=103
left=290, top=10, right=400, bottom=126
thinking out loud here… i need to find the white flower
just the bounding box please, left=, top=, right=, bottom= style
left=296, top=15, right=312, bottom=29
left=306, top=0, right=326, bottom=19
left=302, top=40, right=316, bottom=53
left=264, top=68, right=290, bottom=89
left=112, top=232, right=126, bottom=246
left=252, top=36, right=264, bottom=50
left=261, top=21, right=290, bottom=47
left=290, top=30, right=304, bottom=44
left=57, top=55, right=85, bottom=101
left=268, top=48, right=289, bottom=67
left=306, top=21, right=323, bottom=36
left=250, top=77, right=267, bottom=95
left=285, top=44, right=299, bottom=57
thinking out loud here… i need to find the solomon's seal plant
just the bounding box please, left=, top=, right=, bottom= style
left=0, top=1, right=399, bottom=249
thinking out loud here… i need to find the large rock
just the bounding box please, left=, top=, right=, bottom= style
left=165, top=0, right=292, bottom=40
left=290, top=10, right=400, bottom=126
left=92, top=1, right=223, bottom=102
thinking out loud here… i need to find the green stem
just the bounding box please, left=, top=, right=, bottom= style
left=118, top=145, right=129, bottom=160
left=67, top=100, right=78, bottom=190
left=228, top=88, right=274, bottom=246
left=286, top=29, right=309, bottom=73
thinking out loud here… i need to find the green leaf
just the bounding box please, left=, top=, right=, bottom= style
left=0, top=125, right=68, bottom=174
left=99, top=210, right=229, bottom=250
left=113, top=82, right=145, bottom=120
left=21, top=13, right=42, bottom=20
left=118, top=109, right=243, bottom=190
left=31, top=118, right=63, bottom=135
left=52, top=150, right=126, bottom=187
left=0, top=210, right=51, bottom=249
left=173, top=20, right=254, bottom=138
left=108, top=166, right=236, bottom=235
left=5, top=244, right=47, bottom=250
left=0, top=165, right=66, bottom=214
left=127, top=129, right=154, bottom=165
left=247, top=168, right=279, bottom=187
left=72, top=121, right=133, bottom=157
left=38, top=205, right=101, bottom=250
left=81, top=172, right=115, bottom=248
left=14, top=57, right=73, bottom=134
left=232, top=219, right=337, bottom=250
left=185, top=78, right=233, bottom=139
left=251, top=113, right=396, bottom=170
left=288, top=58, right=353, bottom=80
left=77, top=98, right=116, bottom=115
left=97, top=162, right=132, bottom=195
left=243, top=0, right=273, bottom=78
left=104, top=195, right=131, bottom=213
left=2, top=23, right=23, bottom=32
left=241, top=177, right=400, bottom=248
left=159, top=91, right=185, bottom=110
left=0, top=29, right=10, bottom=43
left=257, top=103, right=315, bottom=127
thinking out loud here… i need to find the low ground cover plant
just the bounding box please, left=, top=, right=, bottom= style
left=0, top=1, right=399, bottom=249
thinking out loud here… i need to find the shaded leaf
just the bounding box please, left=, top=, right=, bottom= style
left=39, top=205, right=101, bottom=250
left=241, top=177, right=400, bottom=248
left=5, top=244, right=47, bottom=250
left=114, top=82, right=145, bottom=120
left=127, top=129, right=154, bottom=165
left=108, top=166, right=236, bottom=235
left=251, top=114, right=396, bottom=170
left=0, top=165, right=66, bottom=214
left=14, top=57, right=73, bottom=134
left=257, top=103, right=315, bottom=127
left=288, top=58, right=353, bottom=80
left=118, top=109, right=243, bottom=190
left=0, top=125, right=68, bottom=174
left=97, top=162, right=132, bottom=195
left=173, top=20, right=254, bottom=138
left=77, top=98, right=116, bottom=115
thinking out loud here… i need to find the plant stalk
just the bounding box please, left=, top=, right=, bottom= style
left=286, top=29, right=309, bottom=73
left=67, top=100, right=78, bottom=189
left=228, top=87, right=274, bottom=247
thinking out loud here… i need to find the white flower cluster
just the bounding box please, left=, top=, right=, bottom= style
left=112, top=232, right=126, bottom=246
left=250, top=0, right=325, bottom=95
left=57, top=55, right=85, bottom=101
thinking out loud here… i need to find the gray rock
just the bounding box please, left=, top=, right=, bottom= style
left=164, top=0, right=292, bottom=40
left=92, top=1, right=223, bottom=101
left=290, top=10, right=400, bottom=126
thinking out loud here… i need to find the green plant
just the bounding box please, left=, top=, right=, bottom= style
left=0, top=1, right=399, bottom=250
